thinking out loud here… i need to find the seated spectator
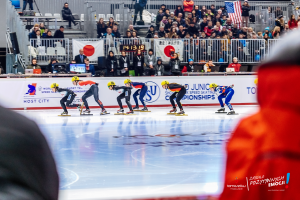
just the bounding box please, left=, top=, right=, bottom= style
left=156, top=9, right=165, bottom=30
left=146, top=25, right=155, bottom=38
left=185, top=13, right=193, bottom=26
left=206, top=9, right=214, bottom=19
left=164, top=18, right=173, bottom=33
left=42, top=28, right=48, bottom=37
left=201, top=6, right=207, bottom=18
left=164, top=32, right=169, bottom=38
left=107, top=17, right=118, bottom=29
left=274, top=6, right=283, bottom=18
left=272, top=26, right=281, bottom=38
left=262, top=27, right=272, bottom=38
left=84, top=58, right=95, bottom=76
left=132, top=31, right=138, bottom=38
left=172, top=21, right=179, bottom=31
left=39, top=23, right=46, bottom=35
left=288, top=14, right=298, bottom=30
left=210, top=32, right=216, bottom=39
left=133, top=49, right=145, bottom=76
left=186, top=58, right=195, bottom=72
left=158, top=26, right=166, bottom=38
left=75, top=49, right=87, bottom=64
left=44, top=30, right=53, bottom=38
left=213, top=14, right=222, bottom=25
left=62, top=2, right=78, bottom=28
left=177, top=25, right=186, bottom=38
left=220, top=6, right=228, bottom=17
left=238, top=27, right=248, bottom=38
left=168, top=27, right=177, bottom=38
left=160, top=16, right=168, bottom=28
left=210, top=4, right=216, bottom=15
left=159, top=4, right=166, bottom=13
left=46, top=58, right=58, bottom=73
left=155, top=58, right=164, bottom=76
left=169, top=53, right=181, bottom=76
left=183, top=0, right=194, bottom=16
left=200, top=16, right=208, bottom=32
left=124, top=31, right=132, bottom=38
left=204, top=21, right=214, bottom=37
left=27, top=58, right=41, bottom=69
left=127, top=25, right=137, bottom=34
left=203, top=60, right=215, bottom=72
left=29, top=28, right=37, bottom=39
left=200, top=31, right=206, bottom=39
left=112, top=25, right=121, bottom=38
left=165, top=9, right=170, bottom=18
left=106, top=51, right=117, bottom=77
left=176, top=16, right=186, bottom=28
left=54, top=26, right=64, bottom=38
left=247, top=27, right=256, bottom=39
left=275, top=15, right=284, bottom=32
left=97, top=18, right=107, bottom=38
left=30, top=24, right=40, bottom=33
left=187, top=22, right=198, bottom=36
left=144, top=49, right=156, bottom=76
left=220, top=15, right=227, bottom=26
left=214, top=21, right=222, bottom=32
left=174, top=5, right=184, bottom=18
left=191, top=10, right=199, bottom=22
left=169, top=12, right=176, bottom=21
left=257, top=31, right=263, bottom=39
left=227, top=57, right=241, bottom=72
left=194, top=5, right=202, bottom=19
left=221, top=26, right=228, bottom=36
left=119, top=50, right=130, bottom=76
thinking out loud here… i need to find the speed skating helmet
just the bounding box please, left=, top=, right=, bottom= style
left=107, top=81, right=116, bottom=87
left=124, top=79, right=131, bottom=84
left=209, top=83, right=217, bottom=88
left=161, top=80, right=169, bottom=86
left=50, top=83, right=59, bottom=88
left=71, top=76, right=79, bottom=82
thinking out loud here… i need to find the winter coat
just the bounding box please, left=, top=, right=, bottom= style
left=144, top=54, right=157, bottom=70
left=118, top=56, right=130, bottom=70
left=62, top=7, right=72, bottom=19
left=204, top=26, right=213, bottom=36
left=133, top=55, right=145, bottom=69
left=288, top=19, right=298, bottom=29
left=183, top=0, right=194, bottom=12
left=227, top=63, right=241, bottom=72
left=54, top=30, right=64, bottom=38
left=106, top=55, right=118, bottom=71
left=169, top=59, right=181, bottom=73
left=97, top=23, right=107, bottom=37
left=241, top=5, right=250, bottom=17
left=155, top=63, right=165, bottom=76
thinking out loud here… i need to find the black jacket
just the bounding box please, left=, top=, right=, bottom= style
left=200, top=21, right=208, bottom=32
left=164, top=23, right=173, bottom=33
left=187, top=26, right=198, bottom=36
left=54, top=30, right=64, bottom=38
left=118, top=56, right=130, bottom=70
left=177, top=30, right=186, bottom=38
left=97, top=23, right=107, bottom=37
left=75, top=54, right=87, bottom=64
left=112, top=30, right=121, bottom=38
left=62, top=7, right=72, bottom=19
left=133, top=55, right=144, bottom=69
left=158, top=31, right=165, bottom=38
left=186, top=64, right=195, bottom=72
left=241, top=5, right=250, bottom=17
left=0, top=106, right=59, bottom=200
left=106, top=55, right=118, bottom=71
left=145, top=30, right=155, bottom=38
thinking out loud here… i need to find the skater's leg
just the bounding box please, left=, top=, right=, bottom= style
left=92, top=85, right=105, bottom=110
left=133, top=89, right=140, bottom=106
left=60, top=96, right=68, bottom=113
left=169, top=92, right=177, bottom=108
left=82, top=89, right=93, bottom=110
left=218, top=95, right=226, bottom=107
left=139, top=86, right=148, bottom=107
left=175, top=88, right=186, bottom=110
left=117, top=93, right=125, bottom=109
left=125, top=90, right=133, bottom=111
left=225, top=90, right=234, bottom=110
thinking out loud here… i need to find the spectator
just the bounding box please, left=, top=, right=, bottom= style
left=155, top=59, right=164, bottom=76
left=75, top=49, right=87, bottom=64
left=203, top=60, right=215, bottom=72
left=272, top=26, right=281, bottom=39
left=205, top=9, right=214, bottom=19
left=220, top=6, right=228, bottom=17
left=210, top=32, right=216, bottom=39
left=84, top=58, right=95, bottom=76
left=204, top=21, right=214, bottom=37
left=221, top=26, right=228, bottom=36
left=160, top=16, right=168, bottom=28
left=241, top=1, right=250, bottom=27
left=191, top=10, right=199, bottom=22
left=213, top=14, right=222, bottom=25
left=227, top=57, right=241, bottom=72
left=238, top=27, right=248, bottom=39
left=124, top=31, right=132, bottom=38
left=39, top=23, right=46, bottom=35
left=194, top=5, right=202, bottom=19
left=42, top=28, right=48, bottom=37
left=22, top=0, right=34, bottom=11
left=103, top=28, right=115, bottom=48
left=62, top=3, right=78, bottom=28
left=119, top=50, right=130, bottom=76
left=165, top=9, right=170, bottom=18
left=220, top=15, right=227, bottom=26
left=164, top=32, right=169, bottom=38
left=46, top=58, right=58, bottom=73
left=177, top=25, right=186, bottom=38
left=176, top=16, right=186, bottom=28
left=282, top=24, right=289, bottom=35
left=45, top=30, right=53, bottom=38
left=133, top=49, right=145, bottom=76
left=112, top=25, right=121, bottom=38
left=257, top=31, right=263, bottom=39
left=174, top=5, right=184, bottom=18
left=201, top=6, right=207, bottom=18
left=132, top=31, right=138, bottom=38
left=133, top=0, right=147, bottom=25
left=97, top=18, right=107, bottom=38
left=187, top=22, right=198, bottom=36
left=200, top=16, right=208, bottom=32
left=267, top=6, right=272, bottom=13
left=127, top=25, right=137, bottom=34
left=169, top=12, right=176, bottom=21
left=263, top=27, right=272, bottom=38
left=27, top=58, right=41, bottom=69
left=156, top=9, right=165, bottom=30
left=186, top=58, right=195, bottom=72
left=158, top=26, right=165, bottom=38
left=54, top=26, right=64, bottom=38
left=210, top=4, right=216, bottom=15
left=106, top=51, right=117, bottom=77
left=288, top=14, right=297, bottom=29
left=214, top=21, right=223, bottom=32
left=159, top=4, right=166, bottom=13
left=185, top=13, right=193, bottom=26
left=183, top=0, right=194, bottom=16
left=274, top=6, right=283, bottom=18
left=164, top=18, right=173, bottom=33
left=29, top=28, right=37, bottom=39
left=144, top=49, right=156, bottom=76
left=168, top=27, right=177, bottom=38
left=146, top=25, right=155, bottom=38
left=200, top=31, right=206, bottom=39
left=169, top=53, right=181, bottom=75
left=247, top=27, right=256, bottom=39
left=107, top=17, right=118, bottom=29
left=275, top=15, right=285, bottom=32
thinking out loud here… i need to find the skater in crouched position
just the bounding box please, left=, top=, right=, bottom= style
left=50, top=83, right=80, bottom=115
left=107, top=81, right=134, bottom=114
left=124, top=79, right=148, bottom=111
left=71, top=76, right=108, bottom=115
left=161, top=80, right=186, bottom=114
left=209, top=83, right=235, bottom=114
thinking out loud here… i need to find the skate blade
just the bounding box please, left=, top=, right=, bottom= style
left=58, top=115, right=71, bottom=116
left=167, top=113, right=176, bottom=115
left=215, top=112, right=227, bottom=114
left=133, top=110, right=140, bottom=112
left=175, top=114, right=188, bottom=116
left=80, top=114, right=93, bottom=116
left=227, top=113, right=239, bottom=115
left=114, top=113, right=136, bottom=115
left=140, top=110, right=151, bottom=112
left=101, top=112, right=110, bottom=115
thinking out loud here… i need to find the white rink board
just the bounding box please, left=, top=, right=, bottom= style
left=0, top=76, right=258, bottom=108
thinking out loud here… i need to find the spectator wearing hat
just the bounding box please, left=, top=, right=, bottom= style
left=146, top=25, right=155, bottom=38
left=288, top=14, right=298, bottom=29
left=241, top=1, right=250, bottom=27
left=183, top=0, right=194, bottom=17
left=220, top=6, right=228, bottom=17
left=186, top=59, right=195, bottom=72
left=144, top=49, right=156, bottom=76
left=133, top=0, right=147, bottom=25
left=263, top=27, right=272, bottom=38
left=227, top=57, right=241, bottom=72
left=127, top=25, right=137, bottom=34
left=159, top=4, right=166, bottom=13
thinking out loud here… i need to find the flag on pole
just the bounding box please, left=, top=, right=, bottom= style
left=225, top=1, right=242, bottom=27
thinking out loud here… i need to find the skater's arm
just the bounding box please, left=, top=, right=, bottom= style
left=114, top=86, right=132, bottom=90
left=57, top=88, right=74, bottom=94
left=78, top=80, right=96, bottom=86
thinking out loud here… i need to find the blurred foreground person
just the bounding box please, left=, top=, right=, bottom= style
left=0, top=106, right=59, bottom=199
left=220, top=30, right=300, bottom=199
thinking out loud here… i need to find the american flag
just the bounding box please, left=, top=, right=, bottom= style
left=225, top=1, right=242, bottom=25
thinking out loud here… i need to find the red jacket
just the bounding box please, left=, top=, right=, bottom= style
left=204, top=26, right=213, bottom=36
left=183, top=0, right=194, bottom=12
left=220, top=65, right=300, bottom=200
left=227, top=63, right=241, bottom=72
left=288, top=19, right=297, bottom=29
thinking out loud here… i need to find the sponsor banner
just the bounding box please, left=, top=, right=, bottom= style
left=0, top=76, right=257, bottom=108
left=72, top=40, right=104, bottom=62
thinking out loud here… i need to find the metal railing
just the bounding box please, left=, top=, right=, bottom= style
left=267, top=39, right=281, bottom=56
left=192, top=39, right=229, bottom=64
left=29, top=39, right=70, bottom=65
left=231, top=39, right=266, bottom=63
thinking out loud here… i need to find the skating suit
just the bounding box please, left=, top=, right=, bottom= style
left=57, top=88, right=79, bottom=112
left=131, top=82, right=148, bottom=107
left=113, top=85, right=133, bottom=111
left=78, top=80, right=105, bottom=110
left=168, top=84, right=186, bottom=110
left=214, top=85, right=234, bottom=110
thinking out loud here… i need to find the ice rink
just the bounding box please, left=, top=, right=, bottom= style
left=17, top=105, right=258, bottom=200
